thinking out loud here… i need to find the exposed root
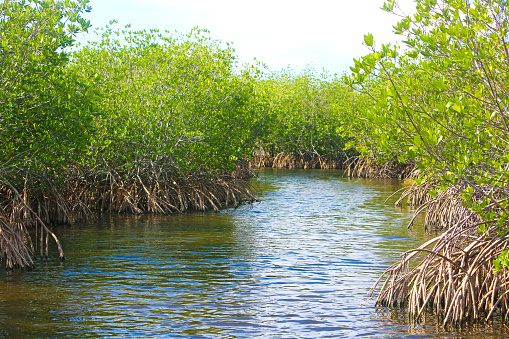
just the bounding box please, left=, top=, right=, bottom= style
left=249, top=153, right=345, bottom=169
left=371, top=218, right=509, bottom=326
left=0, top=208, right=35, bottom=270
left=229, top=161, right=257, bottom=179
left=393, top=181, right=437, bottom=207
left=88, top=174, right=258, bottom=214
left=391, top=182, right=507, bottom=231
left=345, top=156, right=416, bottom=179
left=0, top=181, right=66, bottom=269
left=0, top=167, right=258, bottom=269
left=375, top=182, right=509, bottom=326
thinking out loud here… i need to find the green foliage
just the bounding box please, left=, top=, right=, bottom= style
left=0, top=0, right=96, bottom=181
left=71, top=24, right=260, bottom=176
left=494, top=250, right=509, bottom=273
left=1, top=0, right=357, bottom=192
left=344, top=0, right=509, bottom=267
left=250, top=68, right=356, bottom=159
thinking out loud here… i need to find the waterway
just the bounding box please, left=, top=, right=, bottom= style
left=0, top=169, right=507, bottom=338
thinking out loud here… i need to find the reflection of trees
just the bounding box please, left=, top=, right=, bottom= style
left=2, top=210, right=257, bottom=337
left=63, top=212, right=256, bottom=335
left=0, top=170, right=448, bottom=337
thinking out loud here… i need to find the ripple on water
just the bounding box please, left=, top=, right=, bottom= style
left=0, top=169, right=506, bottom=338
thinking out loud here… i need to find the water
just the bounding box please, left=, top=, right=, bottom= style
left=0, top=169, right=507, bottom=338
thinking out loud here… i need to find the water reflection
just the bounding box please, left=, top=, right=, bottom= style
left=0, top=169, right=506, bottom=338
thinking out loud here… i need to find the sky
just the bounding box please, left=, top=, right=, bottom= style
left=78, top=0, right=415, bottom=75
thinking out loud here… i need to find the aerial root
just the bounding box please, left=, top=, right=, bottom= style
left=0, top=169, right=258, bottom=269
left=372, top=216, right=509, bottom=326
left=250, top=153, right=345, bottom=169
left=345, top=156, right=416, bottom=179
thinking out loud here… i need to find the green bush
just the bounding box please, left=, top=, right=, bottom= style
left=0, top=0, right=97, bottom=183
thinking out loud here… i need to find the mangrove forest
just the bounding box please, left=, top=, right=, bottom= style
left=2, top=0, right=509, bottom=334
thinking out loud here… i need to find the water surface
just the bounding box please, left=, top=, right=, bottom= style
left=1, top=169, right=507, bottom=338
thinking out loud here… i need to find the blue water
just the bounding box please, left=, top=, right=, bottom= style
left=0, top=169, right=506, bottom=338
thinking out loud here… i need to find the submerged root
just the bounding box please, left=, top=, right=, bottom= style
left=371, top=218, right=509, bottom=326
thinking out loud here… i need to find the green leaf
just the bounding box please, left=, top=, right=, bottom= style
left=364, top=33, right=374, bottom=47
left=413, top=134, right=421, bottom=146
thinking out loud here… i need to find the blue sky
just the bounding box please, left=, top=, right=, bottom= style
left=78, top=0, right=415, bottom=74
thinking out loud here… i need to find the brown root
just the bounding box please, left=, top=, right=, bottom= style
left=376, top=182, right=509, bottom=326
left=249, top=153, right=345, bottom=169
left=88, top=173, right=258, bottom=214
left=0, top=166, right=258, bottom=269
left=371, top=218, right=509, bottom=326
left=345, top=156, right=416, bottom=179
left=0, top=181, right=67, bottom=269
left=392, top=182, right=506, bottom=231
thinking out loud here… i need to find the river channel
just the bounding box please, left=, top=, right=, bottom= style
left=0, top=169, right=508, bottom=338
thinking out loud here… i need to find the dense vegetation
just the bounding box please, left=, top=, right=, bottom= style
left=0, top=0, right=260, bottom=268
left=249, top=69, right=356, bottom=168
left=72, top=24, right=260, bottom=176
left=3, top=0, right=509, bottom=328
left=0, top=0, right=95, bottom=268
left=0, top=0, right=355, bottom=269
left=344, top=0, right=509, bottom=327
